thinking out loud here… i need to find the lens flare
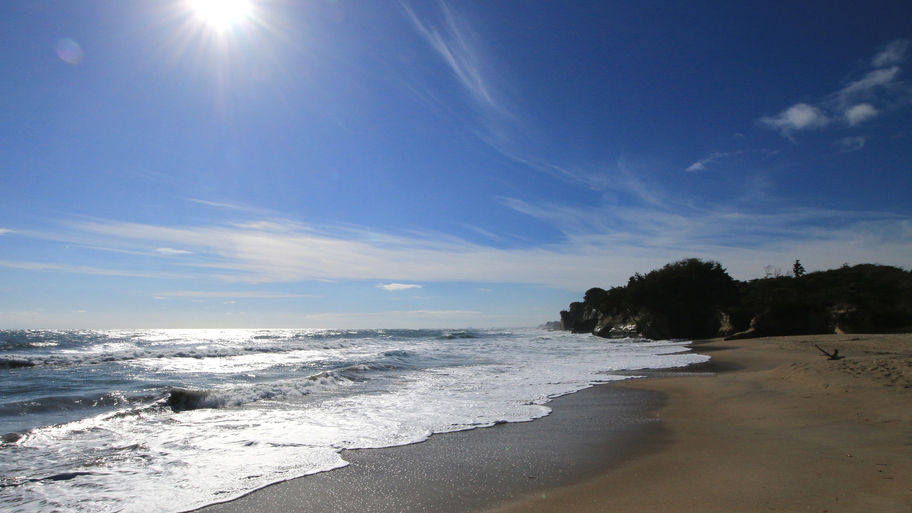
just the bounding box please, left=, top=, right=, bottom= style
left=188, top=0, right=253, bottom=30
left=55, top=38, right=84, bottom=65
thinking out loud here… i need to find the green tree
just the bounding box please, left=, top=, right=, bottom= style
left=623, top=258, right=741, bottom=339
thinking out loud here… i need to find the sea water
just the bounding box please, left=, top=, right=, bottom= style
left=0, top=328, right=707, bottom=512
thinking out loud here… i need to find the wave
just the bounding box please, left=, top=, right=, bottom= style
left=0, top=391, right=144, bottom=418
left=0, top=358, right=36, bottom=369
left=0, top=328, right=488, bottom=371
left=0, top=344, right=333, bottom=370
left=439, top=331, right=478, bottom=340
left=166, top=370, right=351, bottom=412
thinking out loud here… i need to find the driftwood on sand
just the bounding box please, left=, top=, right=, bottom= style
left=815, top=344, right=845, bottom=360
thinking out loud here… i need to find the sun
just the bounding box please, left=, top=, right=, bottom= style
left=188, top=0, right=253, bottom=31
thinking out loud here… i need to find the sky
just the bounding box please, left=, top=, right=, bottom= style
left=1, top=0, right=911, bottom=329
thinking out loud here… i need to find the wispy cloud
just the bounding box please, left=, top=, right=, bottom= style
left=8, top=194, right=912, bottom=291
left=400, top=1, right=607, bottom=190
left=457, top=223, right=504, bottom=241
left=837, top=66, right=901, bottom=99
left=154, top=291, right=317, bottom=298
left=0, top=259, right=188, bottom=279
left=835, top=136, right=866, bottom=153
left=377, top=283, right=423, bottom=291
left=685, top=151, right=742, bottom=172
left=759, top=39, right=911, bottom=139
left=156, top=247, right=193, bottom=255
left=872, top=39, right=910, bottom=67
left=400, top=0, right=501, bottom=114
left=184, top=198, right=269, bottom=213
left=0, top=229, right=11, bottom=235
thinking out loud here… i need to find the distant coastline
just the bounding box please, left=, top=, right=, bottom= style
left=554, top=258, right=912, bottom=340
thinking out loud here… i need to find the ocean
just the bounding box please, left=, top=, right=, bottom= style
left=0, top=328, right=707, bottom=512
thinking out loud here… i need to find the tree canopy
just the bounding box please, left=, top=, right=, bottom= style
left=560, top=259, right=912, bottom=339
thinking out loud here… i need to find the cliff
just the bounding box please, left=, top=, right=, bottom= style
left=559, top=260, right=912, bottom=340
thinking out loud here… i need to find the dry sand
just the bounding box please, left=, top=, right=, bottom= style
left=487, top=334, right=912, bottom=513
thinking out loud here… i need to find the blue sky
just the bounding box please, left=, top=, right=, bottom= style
left=1, top=0, right=910, bottom=329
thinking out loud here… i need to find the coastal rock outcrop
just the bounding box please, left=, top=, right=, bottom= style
left=559, top=259, right=743, bottom=340
left=558, top=260, right=912, bottom=341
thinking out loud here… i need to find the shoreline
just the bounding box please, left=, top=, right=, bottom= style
left=194, top=375, right=672, bottom=513
left=196, top=333, right=912, bottom=512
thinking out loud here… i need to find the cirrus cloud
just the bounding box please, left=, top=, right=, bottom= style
left=377, top=283, right=423, bottom=291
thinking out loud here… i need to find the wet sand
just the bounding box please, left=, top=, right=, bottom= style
left=194, top=377, right=669, bottom=513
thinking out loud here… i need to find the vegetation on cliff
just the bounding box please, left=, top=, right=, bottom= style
left=560, top=258, right=912, bottom=340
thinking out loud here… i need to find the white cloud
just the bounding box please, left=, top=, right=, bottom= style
left=685, top=151, right=740, bottom=172
left=759, top=103, right=829, bottom=137
left=835, top=136, right=866, bottom=153
left=185, top=198, right=268, bottom=214
left=377, top=283, right=423, bottom=291
left=458, top=223, right=503, bottom=241
left=760, top=40, right=912, bottom=139
left=156, top=247, right=192, bottom=255
left=401, top=0, right=498, bottom=113
left=0, top=229, right=10, bottom=235
left=844, top=103, right=879, bottom=126
left=401, top=1, right=609, bottom=191
left=872, top=39, right=910, bottom=67
left=838, top=66, right=901, bottom=98
left=0, top=259, right=187, bottom=279
left=8, top=196, right=912, bottom=292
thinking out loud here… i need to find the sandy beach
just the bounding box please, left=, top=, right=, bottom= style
left=198, top=334, right=912, bottom=512
left=489, top=334, right=912, bottom=512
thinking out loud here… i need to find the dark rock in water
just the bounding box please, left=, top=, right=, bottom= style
left=0, top=358, right=35, bottom=369
left=168, top=388, right=210, bottom=412
left=593, top=324, right=614, bottom=339
left=561, top=299, right=605, bottom=334
left=1, top=431, right=26, bottom=444
left=570, top=318, right=598, bottom=334
left=539, top=321, right=561, bottom=330
left=593, top=324, right=639, bottom=339
left=41, top=472, right=93, bottom=482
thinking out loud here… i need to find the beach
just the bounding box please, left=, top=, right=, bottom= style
left=489, top=334, right=912, bottom=512
left=200, top=333, right=912, bottom=512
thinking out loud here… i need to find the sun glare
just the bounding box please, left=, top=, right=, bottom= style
left=189, top=0, right=253, bottom=31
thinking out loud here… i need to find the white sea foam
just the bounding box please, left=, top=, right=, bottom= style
left=0, top=328, right=707, bottom=512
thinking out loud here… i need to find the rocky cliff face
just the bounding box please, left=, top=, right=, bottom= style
left=559, top=302, right=601, bottom=333
left=560, top=302, right=650, bottom=339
